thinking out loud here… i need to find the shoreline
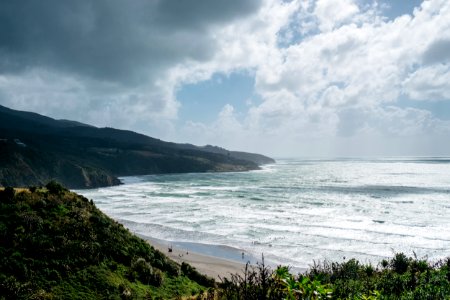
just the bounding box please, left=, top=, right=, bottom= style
left=145, top=238, right=255, bottom=280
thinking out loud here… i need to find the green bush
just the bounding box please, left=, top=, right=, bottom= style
left=181, top=262, right=215, bottom=288
left=220, top=254, right=450, bottom=299
left=1, top=186, right=15, bottom=203
left=0, top=187, right=209, bottom=299
left=130, top=257, right=161, bottom=286
left=391, top=252, right=409, bottom=274
left=45, top=180, right=67, bottom=195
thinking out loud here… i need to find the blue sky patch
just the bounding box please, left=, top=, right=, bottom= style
left=177, top=72, right=256, bottom=123
left=376, top=0, right=424, bottom=19
left=397, top=96, right=450, bottom=120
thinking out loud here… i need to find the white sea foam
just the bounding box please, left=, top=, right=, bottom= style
left=78, top=158, right=450, bottom=269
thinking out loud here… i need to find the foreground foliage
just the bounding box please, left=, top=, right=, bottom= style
left=0, top=183, right=214, bottom=299
left=2, top=182, right=450, bottom=299
left=218, top=253, right=450, bottom=299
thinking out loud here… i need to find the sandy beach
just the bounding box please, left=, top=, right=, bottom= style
left=147, top=239, right=250, bottom=280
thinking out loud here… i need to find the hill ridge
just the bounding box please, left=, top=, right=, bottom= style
left=0, top=105, right=274, bottom=188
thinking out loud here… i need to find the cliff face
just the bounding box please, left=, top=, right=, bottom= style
left=0, top=141, right=120, bottom=188
left=0, top=105, right=274, bottom=189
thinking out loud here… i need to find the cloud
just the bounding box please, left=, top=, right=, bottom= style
left=175, top=0, right=450, bottom=156
left=314, top=0, right=359, bottom=32
left=1, top=0, right=450, bottom=156
left=423, top=39, right=450, bottom=65
left=155, top=0, right=261, bottom=30
left=0, top=0, right=262, bottom=133
left=0, top=0, right=261, bottom=83
left=403, top=64, right=450, bottom=100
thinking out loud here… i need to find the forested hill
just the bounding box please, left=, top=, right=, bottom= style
left=0, top=105, right=274, bottom=188
left=0, top=184, right=214, bottom=299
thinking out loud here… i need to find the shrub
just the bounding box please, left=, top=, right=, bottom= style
left=391, top=253, right=409, bottom=274
left=129, top=257, right=164, bottom=287
left=364, top=265, right=375, bottom=277
left=1, top=186, right=15, bottom=202
left=219, top=253, right=450, bottom=299
left=181, top=262, right=215, bottom=287
left=380, top=259, right=389, bottom=269
left=45, top=180, right=67, bottom=195
left=152, top=269, right=164, bottom=287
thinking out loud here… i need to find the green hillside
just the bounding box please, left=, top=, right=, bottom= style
left=0, top=183, right=214, bottom=299
left=0, top=104, right=274, bottom=189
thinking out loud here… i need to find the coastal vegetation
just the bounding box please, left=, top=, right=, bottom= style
left=218, top=254, right=450, bottom=299
left=2, top=182, right=449, bottom=299
left=0, top=183, right=214, bottom=299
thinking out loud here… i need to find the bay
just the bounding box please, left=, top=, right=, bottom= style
left=78, top=158, right=450, bottom=269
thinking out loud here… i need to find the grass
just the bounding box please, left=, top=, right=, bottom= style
left=0, top=187, right=30, bottom=192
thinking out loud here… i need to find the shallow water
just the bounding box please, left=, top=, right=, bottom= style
left=78, top=158, right=450, bottom=269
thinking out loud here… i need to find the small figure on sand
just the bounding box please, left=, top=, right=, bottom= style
left=242, top=252, right=244, bottom=259
left=168, top=245, right=173, bottom=253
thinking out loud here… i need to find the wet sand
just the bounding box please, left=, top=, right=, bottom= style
left=147, top=239, right=252, bottom=280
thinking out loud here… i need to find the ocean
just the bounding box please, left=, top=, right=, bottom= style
left=78, top=158, right=450, bottom=269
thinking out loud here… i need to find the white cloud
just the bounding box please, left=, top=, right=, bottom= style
left=403, top=64, right=450, bottom=100
left=314, top=0, right=359, bottom=32
left=173, top=0, right=450, bottom=156
left=0, top=69, right=179, bottom=136
left=2, top=0, right=450, bottom=156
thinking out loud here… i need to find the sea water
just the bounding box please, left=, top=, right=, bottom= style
left=78, top=158, right=450, bottom=269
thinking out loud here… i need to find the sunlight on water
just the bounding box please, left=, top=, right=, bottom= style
left=78, top=158, right=450, bottom=268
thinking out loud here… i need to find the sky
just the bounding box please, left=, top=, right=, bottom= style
left=1, top=0, right=450, bottom=157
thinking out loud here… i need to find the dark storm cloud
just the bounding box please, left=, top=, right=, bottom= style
left=155, top=0, right=260, bottom=29
left=0, top=0, right=261, bottom=85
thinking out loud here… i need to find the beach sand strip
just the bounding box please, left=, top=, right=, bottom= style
left=147, top=239, right=249, bottom=280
